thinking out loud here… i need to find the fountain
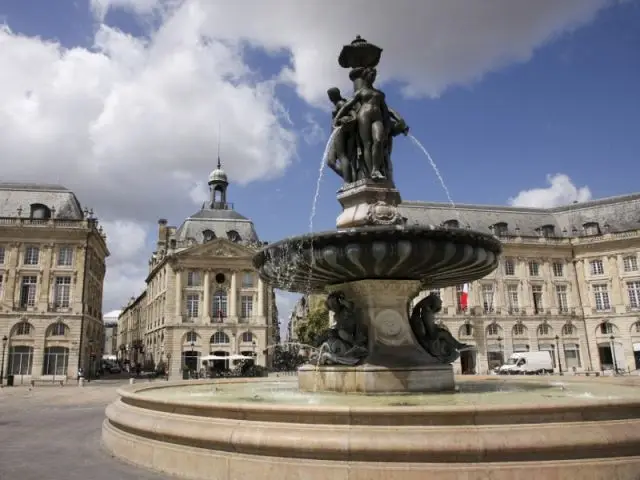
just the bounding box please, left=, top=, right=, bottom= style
left=102, top=37, right=640, bottom=480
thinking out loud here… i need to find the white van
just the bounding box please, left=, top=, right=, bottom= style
left=498, top=351, right=553, bottom=375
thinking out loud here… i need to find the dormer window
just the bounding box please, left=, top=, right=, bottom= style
left=443, top=219, right=459, bottom=229
left=202, top=229, right=216, bottom=242
left=30, top=203, right=51, bottom=220
left=227, top=230, right=241, bottom=242
left=538, top=224, right=555, bottom=238
left=583, top=222, right=600, bottom=236
left=492, top=222, right=508, bottom=237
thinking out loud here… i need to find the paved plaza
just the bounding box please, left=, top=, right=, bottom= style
left=0, top=380, right=170, bottom=480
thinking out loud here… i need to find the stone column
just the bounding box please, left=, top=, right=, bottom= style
left=229, top=272, right=237, bottom=318
left=174, top=270, right=182, bottom=319
left=203, top=270, right=211, bottom=323
left=608, top=255, right=623, bottom=311
left=257, top=278, right=264, bottom=319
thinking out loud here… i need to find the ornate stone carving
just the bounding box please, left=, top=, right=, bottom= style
left=310, top=291, right=368, bottom=366
left=365, top=201, right=404, bottom=226
left=409, top=293, right=470, bottom=364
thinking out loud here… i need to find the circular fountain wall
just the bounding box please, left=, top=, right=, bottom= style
left=103, top=376, right=640, bottom=480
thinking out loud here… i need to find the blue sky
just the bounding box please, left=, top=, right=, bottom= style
left=1, top=0, right=639, bottom=318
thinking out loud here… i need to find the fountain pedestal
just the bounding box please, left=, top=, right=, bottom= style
left=335, top=179, right=405, bottom=229
left=298, top=279, right=455, bottom=394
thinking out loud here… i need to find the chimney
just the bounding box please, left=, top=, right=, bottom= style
left=157, top=218, right=168, bottom=251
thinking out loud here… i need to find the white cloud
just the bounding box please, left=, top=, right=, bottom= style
left=1, top=0, right=611, bottom=310
left=509, top=174, right=592, bottom=208
left=92, top=0, right=610, bottom=106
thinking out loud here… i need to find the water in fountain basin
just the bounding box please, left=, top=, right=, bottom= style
left=139, top=378, right=639, bottom=407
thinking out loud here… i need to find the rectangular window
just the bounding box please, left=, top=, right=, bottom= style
left=532, top=285, right=543, bottom=314
left=504, top=259, right=515, bottom=276
left=593, top=284, right=611, bottom=311
left=186, top=294, right=199, bottom=318
left=623, top=255, right=638, bottom=273
left=57, top=246, right=74, bottom=266
left=20, top=276, right=38, bottom=307
left=555, top=285, right=569, bottom=313
left=563, top=344, right=581, bottom=368
left=0, top=274, right=3, bottom=301
left=54, top=276, right=72, bottom=308
left=590, top=259, right=604, bottom=276
left=552, top=262, right=564, bottom=277
left=241, top=295, right=253, bottom=318
left=506, top=285, right=519, bottom=313
left=186, top=271, right=201, bottom=287
left=481, top=284, right=494, bottom=313
left=0, top=246, right=5, bottom=264
left=627, top=281, right=640, bottom=309
left=528, top=261, right=540, bottom=276
left=242, top=272, right=254, bottom=288
left=24, top=246, right=39, bottom=265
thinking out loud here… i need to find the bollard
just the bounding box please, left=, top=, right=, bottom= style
left=78, top=377, right=85, bottom=387
left=129, top=378, right=135, bottom=385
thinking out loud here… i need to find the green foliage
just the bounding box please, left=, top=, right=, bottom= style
left=295, top=306, right=330, bottom=346
left=272, top=344, right=306, bottom=371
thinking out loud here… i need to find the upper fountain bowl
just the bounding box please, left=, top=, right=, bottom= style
left=253, top=225, right=502, bottom=293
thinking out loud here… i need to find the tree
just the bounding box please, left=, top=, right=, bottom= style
left=272, top=344, right=306, bottom=371
left=295, top=306, right=330, bottom=346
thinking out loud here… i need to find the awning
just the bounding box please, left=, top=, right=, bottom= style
left=200, top=354, right=255, bottom=361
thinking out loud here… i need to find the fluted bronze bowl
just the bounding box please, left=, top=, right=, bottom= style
left=253, top=225, right=502, bottom=293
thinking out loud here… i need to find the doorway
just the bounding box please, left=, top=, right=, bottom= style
left=460, top=350, right=476, bottom=374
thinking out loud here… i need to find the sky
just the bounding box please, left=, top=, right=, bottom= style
left=1, top=0, right=639, bottom=336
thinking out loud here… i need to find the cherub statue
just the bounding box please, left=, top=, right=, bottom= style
left=409, top=292, right=470, bottom=364
left=311, top=291, right=368, bottom=366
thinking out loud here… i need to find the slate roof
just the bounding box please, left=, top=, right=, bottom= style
left=400, top=193, right=640, bottom=237
left=0, top=182, right=85, bottom=220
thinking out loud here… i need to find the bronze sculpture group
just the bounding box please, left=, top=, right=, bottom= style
left=326, top=36, right=409, bottom=185
left=309, top=37, right=471, bottom=367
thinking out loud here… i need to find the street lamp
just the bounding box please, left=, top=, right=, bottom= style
left=555, top=335, right=562, bottom=374
left=190, top=340, right=195, bottom=374
left=252, top=340, right=257, bottom=365
left=610, top=335, right=617, bottom=374
left=497, top=336, right=503, bottom=370
left=166, top=353, right=172, bottom=380
left=1, top=335, right=8, bottom=386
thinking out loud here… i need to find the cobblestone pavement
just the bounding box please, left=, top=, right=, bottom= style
left=0, top=381, right=171, bottom=480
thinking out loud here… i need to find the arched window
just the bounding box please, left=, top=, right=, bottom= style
left=186, top=331, right=198, bottom=343
left=202, top=229, right=216, bottom=242
left=562, top=324, right=576, bottom=336
left=458, top=324, right=473, bottom=337
left=241, top=331, right=253, bottom=343
left=30, top=203, right=51, bottom=220
left=227, top=230, right=242, bottom=242
left=7, top=346, right=34, bottom=375
left=212, top=290, right=228, bottom=319
left=583, top=222, right=600, bottom=236
left=598, top=322, right=616, bottom=335
left=632, top=321, right=640, bottom=334
left=211, top=331, right=230, bottom=344
left=537, top=323, right=552, bottom=336
left=513, top=324, right=527, bottom=336
left=492, top=222, right=508, bottom=237
left=14, top=322, right=33, bottom=336
left=486, top=323, right=501, bottom=336
left=538, top=224, right=555, bottom=238
left=443, top=219, right=459, bottom=229
left=46, top=322, right=67, bottom=337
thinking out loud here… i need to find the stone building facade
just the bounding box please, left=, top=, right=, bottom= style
left=0, top=183, right=109, bottom=383
left=118, top=162, right=279, bottom=378
left=292, top=193, right=640, bottom=375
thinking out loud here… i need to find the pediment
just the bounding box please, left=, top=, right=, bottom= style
left=176, top=238, right=256, bottom=259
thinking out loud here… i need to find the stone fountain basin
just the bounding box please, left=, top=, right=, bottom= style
left=102, top=376, right=640, bottom=480
left=252, top=225, right=502, bottom=292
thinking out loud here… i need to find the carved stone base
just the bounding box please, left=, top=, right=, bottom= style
left=336, top=179, right=406, bottom=229
left=298, top=363, right=454, bottom=394
left=300, top=279, right=457, bottom=393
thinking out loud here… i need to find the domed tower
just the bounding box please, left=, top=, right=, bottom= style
left=208, top=157, right=229, bottom=209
